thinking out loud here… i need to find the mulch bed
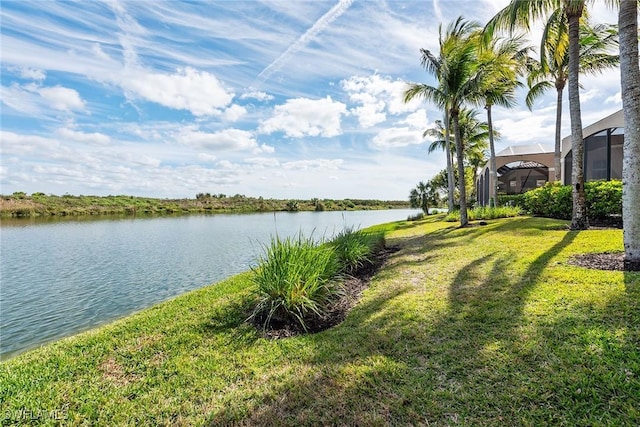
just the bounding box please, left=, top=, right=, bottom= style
left=250, top=246, right=400, bottom=339
left=568, top=252, right=626, bottom=271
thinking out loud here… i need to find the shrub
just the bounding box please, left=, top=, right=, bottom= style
left=585, top=180, right=622, bottom=219
left=330, top=227, right=385, bottom=275
left=498, top=194, right=527, bottom=208
left=521, top=182, right=572, bottom=219
left=407, top=212, right=425, bottom=221
left=249, top=234, right=342, bottom=331
left=522, top=180, right=621, bottom=220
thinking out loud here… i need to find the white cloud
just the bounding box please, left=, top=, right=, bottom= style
left=401, top=109, right=429, bottom=129
left=1, top=84, right=43, bottom=115
left=113, top=151, right=161, bottom=167
left=493, top=109, right=557, bottom=145
left=257, top=143, right=275, bottom=154
left=56, top=127, right=111, bottom=145
left=0, top=131, right=59, bottom=155
left=216, top=160, right=235, bottom=169
left=371, top=127, right=424, bottom=149
left=342, top=75, right=422, bottom=128
left=121, top=67, right=234, bottom=116
left=91, top=43, right=111, bottom=61
left=197, top=153, right=217, bottom=162
left=17, top=67, right=46, bottom=81
left=38, top=86, right=86, bottom=111
left=240, top=91, right=274, bottom=102
left=1, top=83, right=86, bottom=115
left=282, top=159, right=343, bottom=170
left=245, top=157, right=281, bottom=168
left=259, top=96, right=347, bottom=137
left=176, top=128, right=259, bottom=151
left=223, top=104, right=247, bottom=122
left=605, top=92, right=621, bottom=105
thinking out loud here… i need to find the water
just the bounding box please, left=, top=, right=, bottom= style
left=0, top=210, right=417, bottom=360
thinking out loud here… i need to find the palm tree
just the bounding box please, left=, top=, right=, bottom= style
left=409, top=181, right=438, bottom=215
left=425, top=109, right=492, bottom=201
left=458, top=108, right=490, bottom=198
left=525, top=19, right=618, bottom=183
left=405, top=17, right=484, bottom=227
left=407, top=28, right=462, bottom=213
left=618, top=0, right=640, bottom=270
left=485, top=0, right=598, bottom=230
left=477, top=33, right=531, bottom=207
left=424, top=119, right=451, bottom=156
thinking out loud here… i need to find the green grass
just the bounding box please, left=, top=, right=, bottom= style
left=445, top=205, right=523, bottom=222
left=1, top=216, right=638, bottom=426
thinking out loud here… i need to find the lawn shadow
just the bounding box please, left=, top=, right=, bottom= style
left=206, top=224, right=639, bottom=426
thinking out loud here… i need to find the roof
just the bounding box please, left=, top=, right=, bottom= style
left=496, top=144, right=554, bottom=157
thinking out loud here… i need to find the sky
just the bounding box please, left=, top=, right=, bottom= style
left=0, top=0, right=623, bottom=201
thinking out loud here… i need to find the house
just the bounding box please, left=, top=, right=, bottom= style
left=476, top=143, right=554, bottom=206
left=476, top=109, right=624, bottom=206
left=561, top=109, right=623, bottom=185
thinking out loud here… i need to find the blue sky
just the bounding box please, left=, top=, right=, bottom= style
left=0, top=0, right=622, bottom=200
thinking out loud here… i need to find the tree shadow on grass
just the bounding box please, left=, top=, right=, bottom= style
left=204, top=225, right=639, bottom=426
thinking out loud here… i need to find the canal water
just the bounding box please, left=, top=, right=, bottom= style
left=0, top=209, right=417, bottom=360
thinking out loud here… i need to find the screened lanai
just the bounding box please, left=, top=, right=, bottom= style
left=561, top=109, right=624, bottom=184
left=476, top=144, right=554, bottom=206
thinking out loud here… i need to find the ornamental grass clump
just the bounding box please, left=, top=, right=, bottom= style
left=249, top=234, right=342, bottom=331
left=330, top=227, right=385, bottom=275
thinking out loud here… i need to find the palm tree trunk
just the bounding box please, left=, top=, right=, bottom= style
left=444, top=110, right=455, bottom=212
left=619, top=0, right=640, bottom=270
left=567, top=7, right=588, bottom=230
left=452, top=110, right=468, bottom=226
left=554, top=85, right=563, bottom=182
left=487, top=104, right=498, bottom=207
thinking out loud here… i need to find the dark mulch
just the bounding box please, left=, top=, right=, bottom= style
left=250, top=246, right=400, bottom=339
left=590, top=215, right=623, bottom=229
left=568, top=252, right=626, bottom=271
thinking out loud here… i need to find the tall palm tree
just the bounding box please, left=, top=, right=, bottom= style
left=526, top=19, right=618, bottom=183
left=618, top=0, right=640, bottom=270
left=425, top=109, right=492, bottom=201
left=407, top=22, right=466, bottom=214
left=477, top=33, right=531, bottom=206
left=405, top=17, right=484, bottom=227
left=485, top=0, right=600, bottom=230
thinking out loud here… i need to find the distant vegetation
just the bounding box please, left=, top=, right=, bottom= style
left=0, top=192, right=410, bottom=218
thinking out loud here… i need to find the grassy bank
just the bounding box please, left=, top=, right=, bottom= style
left=0, top=193, right=410, bottom=218
left=1, top=216, right=639, bottom=425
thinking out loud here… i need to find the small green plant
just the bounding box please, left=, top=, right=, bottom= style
left=249, top=234, right=342, bottom=331
left=330, top=227, right=385, bottom=275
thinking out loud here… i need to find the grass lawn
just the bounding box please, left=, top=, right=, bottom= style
left=1, top=216, right=638, bottom=426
